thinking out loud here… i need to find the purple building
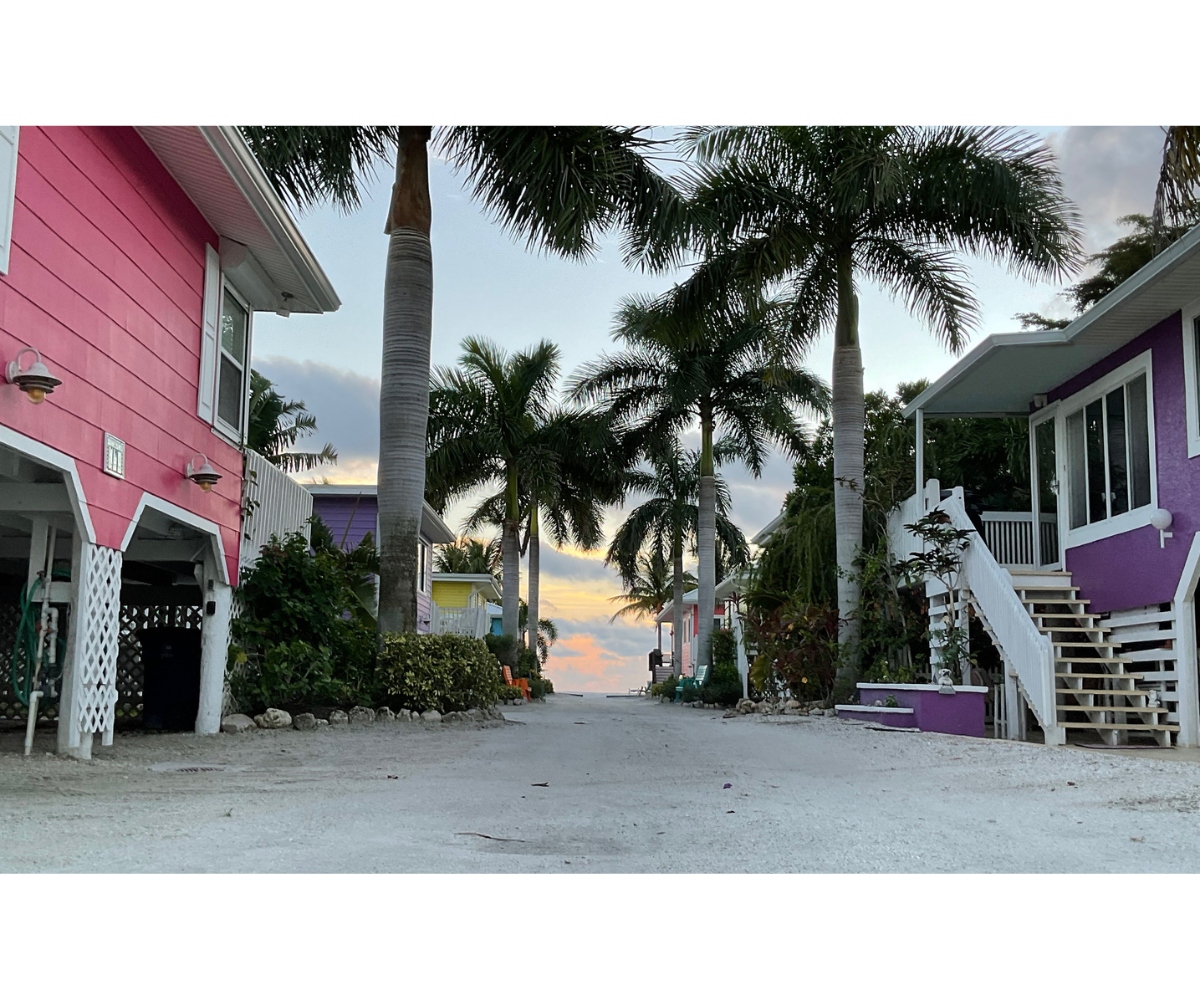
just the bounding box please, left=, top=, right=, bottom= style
left=898, top=226, right=1200, bottom=748
left=306, top=485, right=455, bottom=633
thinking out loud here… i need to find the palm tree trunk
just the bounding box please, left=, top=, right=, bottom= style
left=527, top=498, right=540, bottom=655
left=831, top=256, right=864, bottom=691
left=696, top=407, right=717, bottom=678
left=377, top=127, right=433, bottom=635
left=502, top=463, right=521, bottom=639
left=672, top=531, right=685, bottom=678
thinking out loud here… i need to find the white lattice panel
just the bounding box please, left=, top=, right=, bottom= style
left=74, top=544, right=122, bottom=746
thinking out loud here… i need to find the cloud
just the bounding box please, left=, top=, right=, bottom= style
left=253, top=356, right=380, bottom=473
left=536, top=545, right=614, bottom=582
left=544, top=615, right=657, bottom=692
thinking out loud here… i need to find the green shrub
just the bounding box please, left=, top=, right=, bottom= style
left=230, top=531, right=379, bottom=713
left=377, top=633, right=502, bottom=714
left=701, top=661, right=743, bottom=707
left=660, top=674, right=679, bottom=700
left=542, top=677, right=554, bottom=694
left=486, top=633, right=519, bottom=668
left=710, top=629, right=737, bottom=670
left=681, top=681, right=700, bottom=703
left=499, top=685, right=526, bottom=703
left=515, top=647, right=538, bottom=679
left=529, top=676, right=547, bottom=700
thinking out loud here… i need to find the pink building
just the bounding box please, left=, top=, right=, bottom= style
left=0, top=126, right=337, bottom=757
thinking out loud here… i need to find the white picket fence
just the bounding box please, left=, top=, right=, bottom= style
left=240, top=450, right=313, bottom=569
left=979, top=512, right=1059, bottom=569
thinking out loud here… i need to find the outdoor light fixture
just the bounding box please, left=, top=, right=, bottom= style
left=186, top=454, right=221, bottom=492
left=6, top=347, right=61, bottom=403
left=1151, top=508, right=1174, bottom=548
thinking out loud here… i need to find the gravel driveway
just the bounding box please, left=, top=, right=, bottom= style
left=2, top=695, right=1198, bottom=872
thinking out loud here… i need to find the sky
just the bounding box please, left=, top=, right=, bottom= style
left=251, top=126, right=1168, bottom=692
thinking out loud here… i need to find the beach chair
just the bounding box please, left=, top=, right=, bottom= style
left=675, top=662, right=710, bottom=702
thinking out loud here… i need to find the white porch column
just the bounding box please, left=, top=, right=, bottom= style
left=57, top=538, right=122, bottom=758
left=196, top=552, right=232, bottom=735
left=915, top=407, right=925, bottom=506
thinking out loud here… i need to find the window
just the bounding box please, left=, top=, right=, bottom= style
left=1065, top=370, right=1151, bottom=530
left=418, top=542, right=428, bottom=592
left=1185, top=305, right=1200, bottom=459
left=216, top=285, right=249, bottom=436
left=0, top=126, right=19, bottom=275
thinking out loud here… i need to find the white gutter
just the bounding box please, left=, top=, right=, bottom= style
left=199, top=126, right=341, bottom=314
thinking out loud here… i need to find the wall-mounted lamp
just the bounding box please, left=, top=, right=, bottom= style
left=276, top=291, right=294, bottom=319
left=1151, top=508, right=1174, bottom=548
left=186, top=454, right=221, bottom=492
left=6, top=347, right=61, bottom=403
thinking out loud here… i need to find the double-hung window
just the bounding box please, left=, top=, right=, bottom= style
left=1065, top=366, right=1152, bottom=531
left=216, top=285, right=250, bottom=437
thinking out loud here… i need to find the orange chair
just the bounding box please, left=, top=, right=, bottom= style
left=502, top=665, right=514, bottom=686
left=515, top=678, right=530, bottom=700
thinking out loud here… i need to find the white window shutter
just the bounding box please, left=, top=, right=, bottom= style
left=198, top=243, right=221, bottom=422
left=0, top=127, right=20, bottom=276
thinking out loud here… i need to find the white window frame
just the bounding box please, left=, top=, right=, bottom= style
left=0, top=126, right=19, bottom=276
left=213, top=279, right=252, bottom=445
left=1181, top=295, right=1200, bottom=459
left=1058, top=348, right=1157, bottom=550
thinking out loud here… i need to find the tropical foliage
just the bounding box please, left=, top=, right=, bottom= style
left=435, top=536, right=501, bottom=575
left=247, top=370, right=337, bottom=472
left=608, top=549, right=695, bottom=623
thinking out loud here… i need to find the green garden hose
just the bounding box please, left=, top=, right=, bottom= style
left=10, top=578, right=66, bottom=707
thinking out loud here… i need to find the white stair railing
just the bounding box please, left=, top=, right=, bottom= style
left=889, top=483, right=1060, bottom=743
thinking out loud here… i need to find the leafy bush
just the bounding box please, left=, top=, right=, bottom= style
left=701, top=661, right=743, bottom=707
left=650, top=682, right=664, bottom=697
left=230, top=531, right=378, bottom=713
left=499, top=685, right=526, bottom=703
left=542, top=677, right=554, bottom=694
left=486, top=632, right=519, bottom=668
left=377, top=633, right=502, bottom=714
left=515, top=647, right=538, bottom=679
left=711, top=629, right=737, bottom=670
left=680, top=681, right=700, bottom=703
left=529, top=676, right=548, bottom=700
left=659, top=674, right=679, bottom=700
left=744, top=600, right=841, bottom=702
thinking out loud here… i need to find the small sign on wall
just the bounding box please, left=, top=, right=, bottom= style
left=103, top=433, right=125, bottom=479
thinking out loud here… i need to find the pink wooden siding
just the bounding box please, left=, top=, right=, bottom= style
left=0, top=127, right=241, bottom=581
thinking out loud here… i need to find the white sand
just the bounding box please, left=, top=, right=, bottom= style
left=1, top=696, right=1197, bottom=872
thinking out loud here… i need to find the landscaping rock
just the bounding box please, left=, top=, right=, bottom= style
left=443, top=711, right=466, bottom=724
left=220, top=713, right=256, bottom=734
left=466, top=708, right=481, bottom=721
left=395, top=709, right=413, bottom=722
left=375, top=706, right=395, bottom=722
left=348, top=706, right=376, bottom=725
left=328, top=709, right=349, bottom=726
left=421, top=710, right=442, bottom=723
left=254, top=708, right=292, bottom=730
left=293, top=712, right=318, bottom=731
left=786, top=699, right=802, bottom=710
left=316, top=719, right=329, bottom=728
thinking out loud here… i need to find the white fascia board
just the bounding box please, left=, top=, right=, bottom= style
left=199, top=126, right=340, bottom=314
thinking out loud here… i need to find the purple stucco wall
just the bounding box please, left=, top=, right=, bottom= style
left=312, top=495, right=378, bottom=551
left=1047, top=312, right=1190, bottom=612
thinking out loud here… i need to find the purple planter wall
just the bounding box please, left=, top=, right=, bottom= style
left=852, top=684, right=987, bottom=737
left=1047, top=312, right=1191, bottom=612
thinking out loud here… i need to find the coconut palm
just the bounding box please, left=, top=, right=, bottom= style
left=426, top=337, right=561, bottom=639
left=247, top=370, right=338, bottom=472
left=1154, top=126, right=1200, bottom=250
left=518, top=600, right=560, bottom=666
left=656, top=126, right=1082, bottom=688
left=434, top=537, right=501, bottom=575
left=242, top=126, right=683, bottom=634
left=573, top=308, right=820, bottom=676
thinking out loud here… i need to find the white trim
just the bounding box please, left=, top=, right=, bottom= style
left=119, top=492, right=230, bottom=585
left=1172, top=531, right=1200, bottom=747
left=1181, top=295, right=1200, bottom=459
left=0, top=126, right=18, bottom=275
left=1057, top=349, right=1157, bottom=551
left=857, top=683, right=989, bottom=694
left=1030, top=404, right=1063, bottom=569
left=0, top=424, right=96, bottom=542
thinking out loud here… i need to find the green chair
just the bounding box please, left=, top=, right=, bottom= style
left=675, top=663, right=710, bottom=702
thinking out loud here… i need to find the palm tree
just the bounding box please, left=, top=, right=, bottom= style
left=242, top=126, right=682, bottom=635
left=247, top=370, right=338, bottom=472
left=518, top=600, right=560, bottom=666
left=434, top=537, right=501, bottom=575
left=426, top=337, right=560, bottom=639
left=658, top=126, right=1082, bottom=689
left=572, top=304, right=817, bottom=677
left=1154, top=126, right=1200, bottom=250
left=609, top=548, right=698, bottom=657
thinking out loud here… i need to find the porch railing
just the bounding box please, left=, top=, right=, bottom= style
left=979, top=512, right=1058, bottom=568
left=241, top=450, right=314, bottom=570
left=432, top=602, right=488, bottom=639
left=887, top=482, right=1060, bottom=743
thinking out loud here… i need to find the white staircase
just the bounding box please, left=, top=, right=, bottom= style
left=1012, top=570, right=1177, bottom=747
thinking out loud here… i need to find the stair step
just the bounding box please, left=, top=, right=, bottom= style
left=1056, top=657, right=1131, bottom=664
left=1055, top=673, right=1144, bottom=679
left=1058, top=722, right=1180, bottom=732
left=1026, top=598, right=1091, bottom=604
left=1051, top=641, right=1118, bottom=648
left=1034, top=613, right=1103, bottom=620
left=1020, top=586, right=1081, bottom=593
left=1057, top=702, right=1167, bottom=711
left=1038, top=626, right=1112, bottom=633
